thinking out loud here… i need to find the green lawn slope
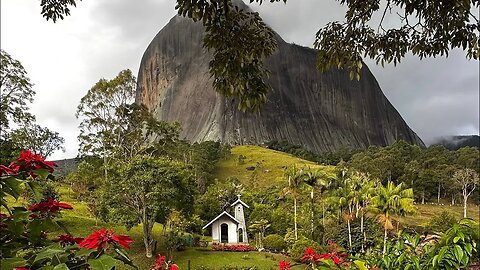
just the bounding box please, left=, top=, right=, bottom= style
left=214, top=145, right=335, bottom=188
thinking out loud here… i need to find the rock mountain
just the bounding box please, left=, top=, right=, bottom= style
left=135, top=2, right=424, bottom=153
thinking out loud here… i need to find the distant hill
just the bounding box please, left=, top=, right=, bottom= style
left=214, top=145, right=335, bottom=189
left=52, top=158, right=80, bottom=178
left=431, top=135, right=480, bottom=150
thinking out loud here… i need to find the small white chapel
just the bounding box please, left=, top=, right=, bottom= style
left=202, top=195, right=249, bottom=244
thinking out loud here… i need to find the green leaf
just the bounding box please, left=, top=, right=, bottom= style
left=38, top=266, right=55, bottom=270
left=34, top=247, right=66, bottom=264
left=1, top=176, right=24, bottom=199
left=34, top=168, right=51, bottom=180
left=113, top=248, right=137, bottom=269
left=53, top=263, right=70, bottom=270
left=74, top=248, right=97, bottom=259
left=25, top=180, right=43, bottom=202
left=0, top=258, right=28, bottom=270
left=353, top=260, right=368, bottom=270
left=454, top=245, right=464, bottom=262
left=88, top=255, right=117, bottom=270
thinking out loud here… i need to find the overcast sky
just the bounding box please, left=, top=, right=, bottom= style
left=1, top=0, right=478, bottom=160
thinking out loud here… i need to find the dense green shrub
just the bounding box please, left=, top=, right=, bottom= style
left=326, top=217, right=382, bottom=254
left=271, top=208, right=293, bottom=236
left=289, top=238, right=322, bottom=261
left=428, top=210, right=457, bottom=232
left=263, top=234, right=287, bottom=252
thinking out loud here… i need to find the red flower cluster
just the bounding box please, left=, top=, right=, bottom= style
left=14, top=267, right=30, bottom=270
left=150, top=254, right=179, bottom=270
left=79, top=229, right=134, bottom=249
left=211, top=244, right=254, bottom=252
left=301, top=248, right=321, bottom=264
left=278, top=260, right=291, bottom=270
left=300, top=242, right=349, bottom=267
left=2, top=150, right=56, bottom=178
left=0, top=165, right=16, bottom=176
left=28, top=199, right=73, bottom=214
left=57, top=234, right=84, bottom=247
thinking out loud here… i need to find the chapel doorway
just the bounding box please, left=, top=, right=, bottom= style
left=221, top=223, right=228, bottom=243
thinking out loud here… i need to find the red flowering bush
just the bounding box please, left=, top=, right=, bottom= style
left=279, top=260, right=292, bottom=270
left=80, top=229, right=134, bottom=249
left=28, top=198, right=73, bottom=214
left=301, top=248, right=321, bottom=265
left=0, top=164, right=16, bottom=176
left=211, top=244, right=255, bottom=252
left=294, top=242, right=351, bottom=270
left=150, top=254, right=179, bottom=270
left=0, top=151, right=136, bottom=270
left=7, top=150, right=57, bottom=178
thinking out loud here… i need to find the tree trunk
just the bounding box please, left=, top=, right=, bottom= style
left=360, top=213, right=365, bottom=253
left=143, top=221, right=154, bottom=258
left=142, top=208, right=154, bottom=258
left=294, top=197, right=298, bottom=240
left=347, top=205, right=352, bottom=249
left=463, top=189, right=468, bottom=218
left=451, top=194, right=455, bottom=205
left=437, top=183, right=441, bottom=204
left=310, top=189, right=314, bottom=239
left=421, top=191, right=425, bottom=204
left=322, top=202, right=325, bottom=245
left=347, top=219, right=352, bottom=249
left=382, top=228, right=387, bottom=257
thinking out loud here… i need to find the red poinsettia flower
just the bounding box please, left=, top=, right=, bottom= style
left=0, top=164, right=16, bottom=176
left=79, top=229, right=133, bottom=250
left=14, top=267, right=30, bottom=270
left=301, top=248, right=320, bottom=264
left=319, top=252, right=342, bottom=265
left=28, top=198, right=73, bottom=213
left=150, top=254, right=166, bottom=270
left=57, top=234, right=84, bottom=246
left=278, top=260, right=291, bottom=270
left=9, top=150, right=57, bottom=178
left=169, top=264, right=179, bottom=270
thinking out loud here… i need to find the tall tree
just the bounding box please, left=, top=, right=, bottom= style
left=283, top=165, right=305, bottom=241
left=9, top=122, right=65, bottom=158
left=0, top=50, right=35, bottom=139
left=369, top=181, right=415, bottom=256
left=333, top=169, right=356, bottom=249
left=303, top=168, right=331, bottom=239
left=0, top=50, right=64, bottom=158
left=453, top=168, right=478, bottom=218
left=98, top=155, right=195, bottom=258
left=76, top=69, right=136, bottom=179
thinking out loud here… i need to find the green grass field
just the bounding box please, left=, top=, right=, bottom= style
left=396, top=203, right=479, bottom=227
left=214, top=145, right=335, bottom=188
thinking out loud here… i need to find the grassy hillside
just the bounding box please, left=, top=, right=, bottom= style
left=214, top=145, right=335, bottom=188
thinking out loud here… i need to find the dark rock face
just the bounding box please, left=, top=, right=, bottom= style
left=136, top=13, right=424, bottom=153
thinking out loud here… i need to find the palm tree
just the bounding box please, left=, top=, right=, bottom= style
left=350, top=172, right=377, bottom=253
left=283, top=165, right=305, bottom=241
left=249, top=219, right=270, bottom=249
left=330, top=168, right=355, bottom=249
left=303, top=168, right=331, bottom=239
left=369, top=181, right=416, bottom=256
